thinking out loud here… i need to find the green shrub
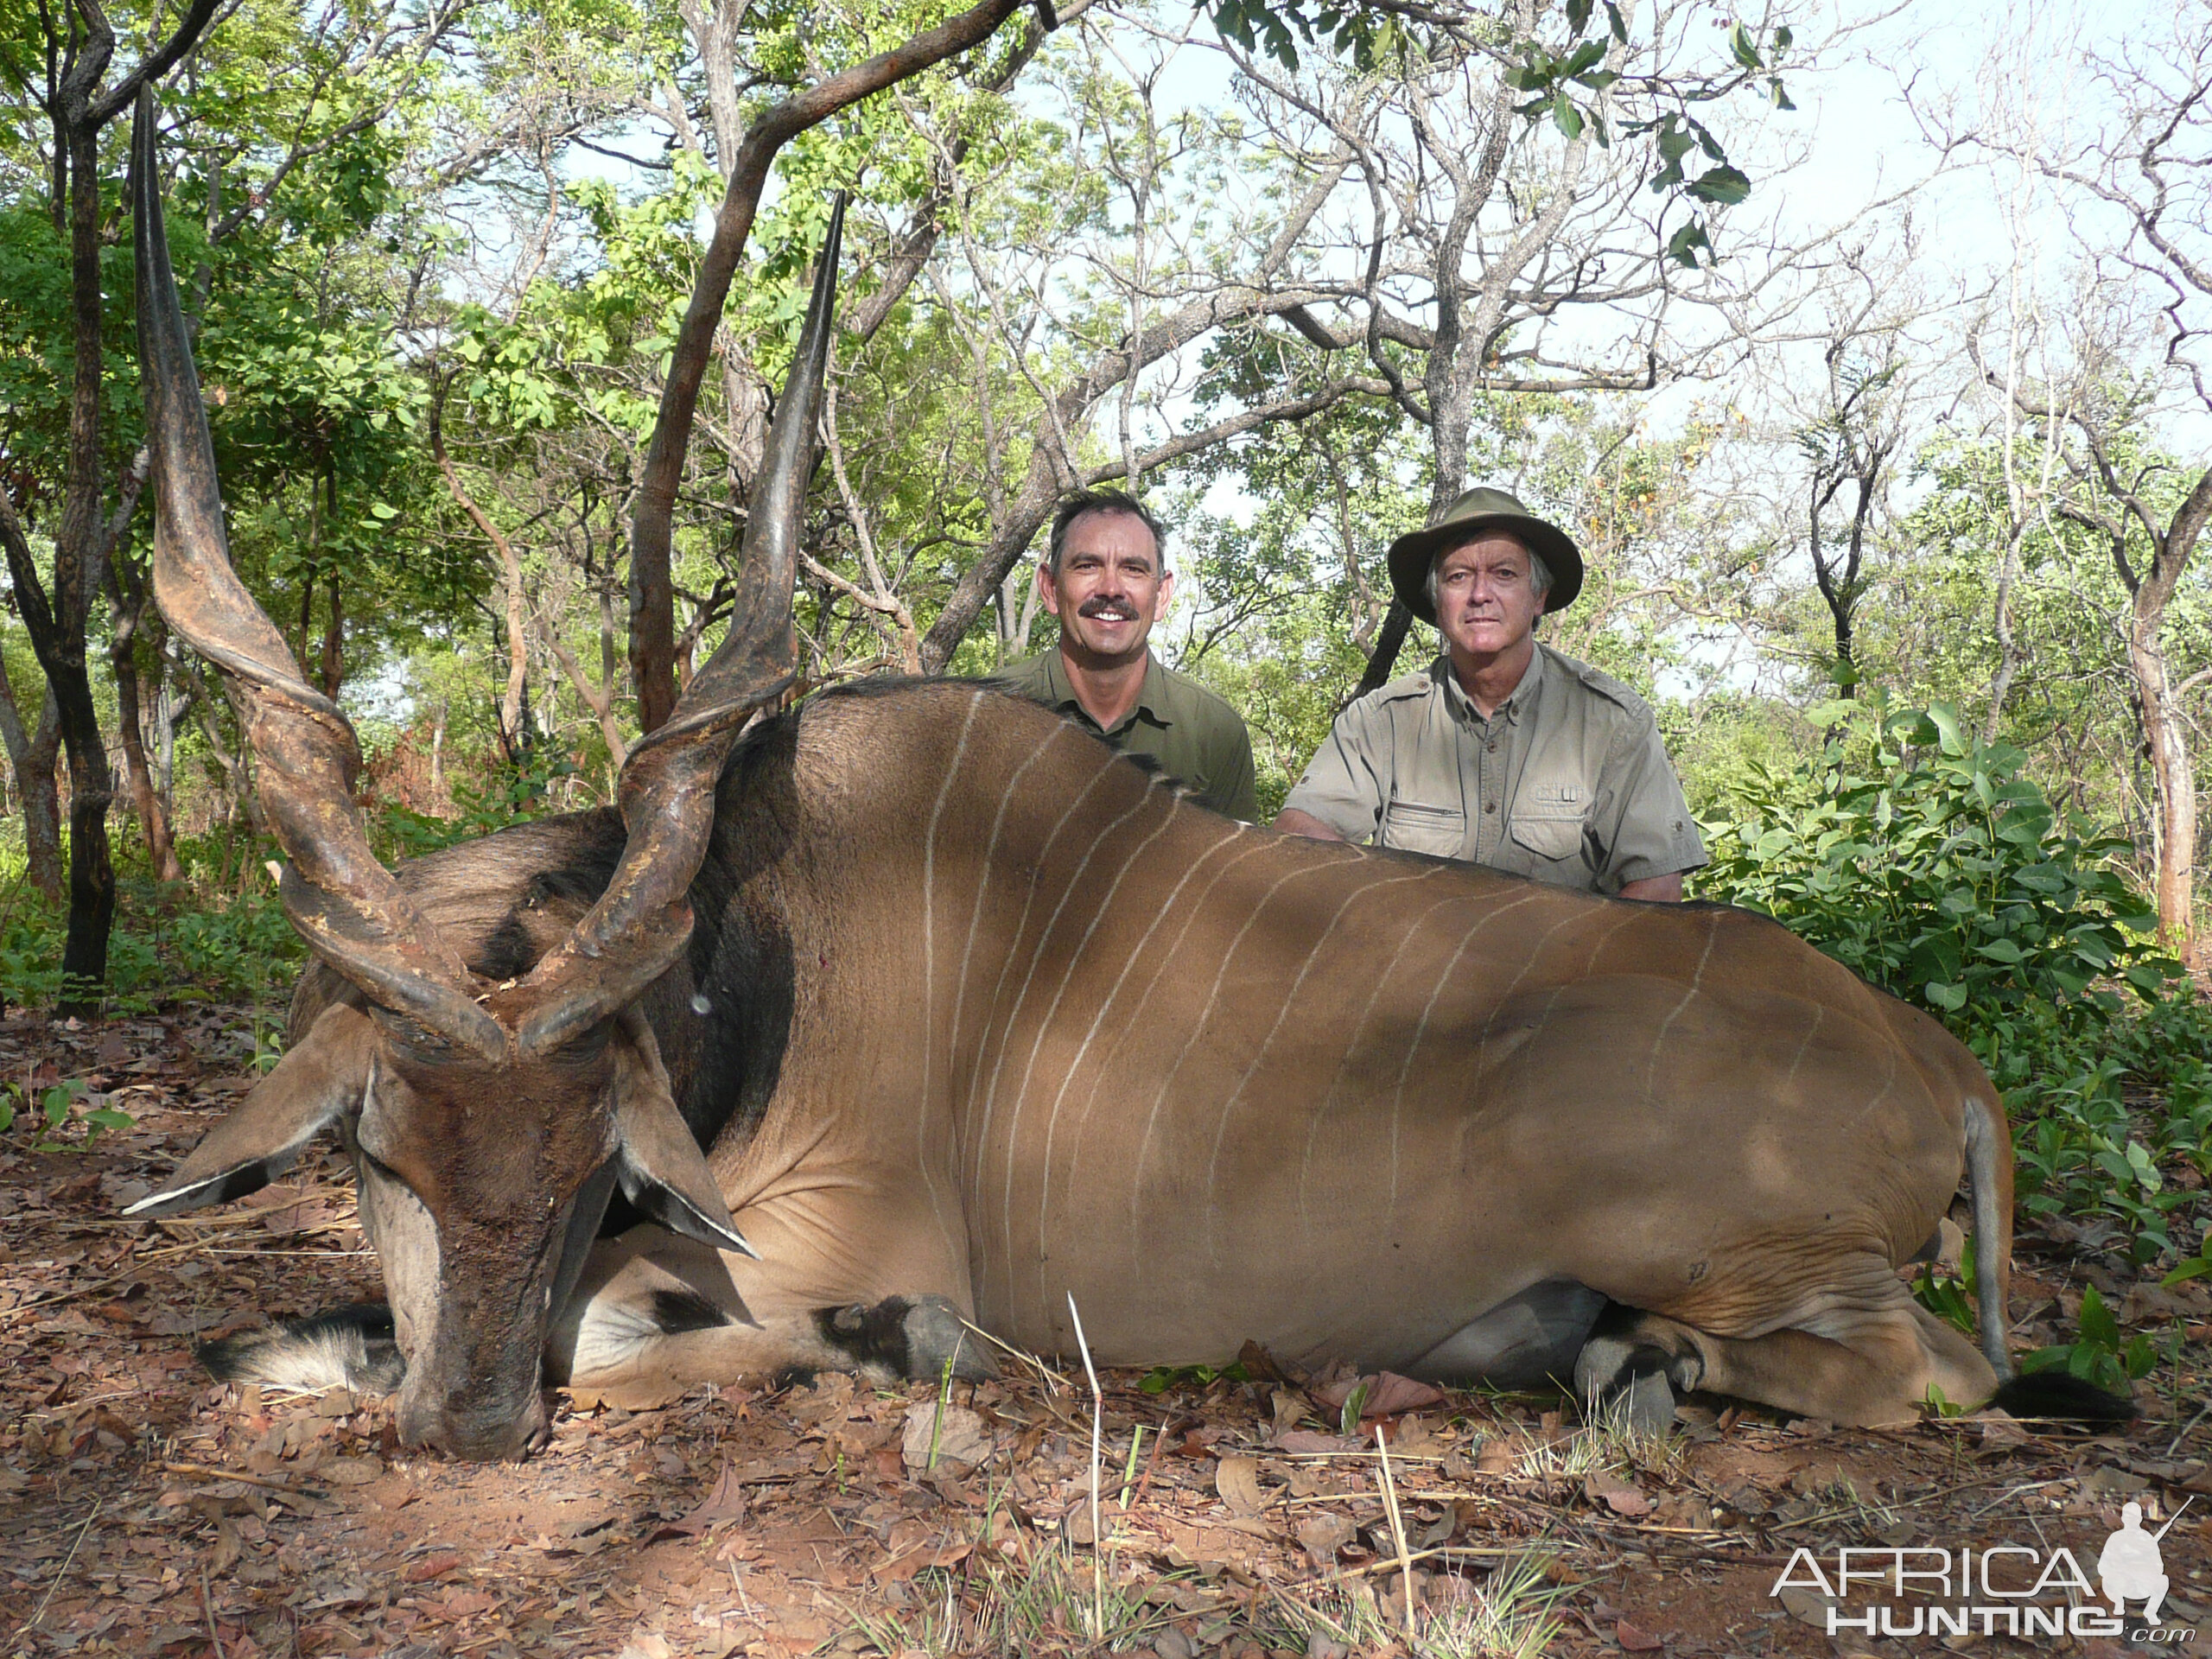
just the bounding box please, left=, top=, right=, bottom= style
left=378, top=746, right=578, bottom=860
left=0, top=868, right=304, bottom=1015
left=1694, top=692, right=2210, bottom=1262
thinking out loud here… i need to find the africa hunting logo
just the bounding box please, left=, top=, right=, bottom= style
left=1770, top=1498, right=2196, bottom=1643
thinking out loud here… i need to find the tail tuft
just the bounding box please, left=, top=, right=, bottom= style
left=198, top=1304, right=405, bottom=1395
left=1989, top=1370, right=2138, bottom=1427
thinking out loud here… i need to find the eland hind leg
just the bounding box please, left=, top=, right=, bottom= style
left=1573, top=1293, right=1999, bottom=1429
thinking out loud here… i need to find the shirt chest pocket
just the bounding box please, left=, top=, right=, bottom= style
left=1381, top=798, right=1466, bottom=858
left=1509, top=783, right=1589, bottom=864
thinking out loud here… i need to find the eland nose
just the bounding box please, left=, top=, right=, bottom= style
left=400, top=1392, right=548, bottom=1462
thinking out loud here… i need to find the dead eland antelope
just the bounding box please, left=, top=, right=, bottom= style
left=125, top=97, right=2119, bottom=1462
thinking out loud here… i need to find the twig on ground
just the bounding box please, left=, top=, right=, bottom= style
left=1129, top=1414, right=1170, bottom=1510
left=1374, top=1423, right=1414, bottom=1637
left=958, top=1317, right=1065, bottom=1399
left=200, top=1563, right=228, bottom=1659
left=17, top=1498, right=101, bottom=1640
left=2165, top=1397, right=2211, bottom=1457
left=161, top=1461, right=329, bottom=1497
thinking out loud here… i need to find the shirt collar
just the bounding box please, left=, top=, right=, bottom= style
left=1044, top=647, right=1168, bottom=731
left=1436, top=643, right=1543, bottom=727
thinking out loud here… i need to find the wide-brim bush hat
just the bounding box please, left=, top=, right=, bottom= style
left=1386, top=486, right=1584, bottom=622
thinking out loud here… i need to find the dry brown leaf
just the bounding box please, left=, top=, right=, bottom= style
left=208, top=1515, right=240, bottom=1576
left=1214, top=1455, right=1264, bottom=1516
left=655, top=1462, right=749, bottom=1540
left=1060, top=1501, right=1122, bottom=1547
left=1615, top=1618, right=1665, bottom=1652
left=1295, top=1512, right=1356, bottom=1568
left=872, top=1541, right=974, bottom=1583
left=1777, top=1585, right=1834, bottom=1629
left=1583, top=1471, right=1651, bottom=1518
left=402, top=1552, right=461, bottom=1584
left=900, top=1403, right=990, bottom=1470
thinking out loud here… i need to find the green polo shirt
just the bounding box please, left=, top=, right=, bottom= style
left=994, top=649, right=1260, bottom=821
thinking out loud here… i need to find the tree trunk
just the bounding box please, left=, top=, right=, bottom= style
left=111, top=644, right=181, bottom=884
left=0, top=660, right=65, bottom=899
left=0, top=641, right=64, bottom=902
left=2079, top=461, right=2211, bottom=966
left=1, top=114, right=126, bottom=1014
left=105, top=542, right=183, bottom=882
left=1354, top=602, right=1415, bottom=699
left=321, top=576, right=344, bottom=699
left=2127, top=619, right=2196, bottom=962
left=628, top=0, right=1035, bottom=729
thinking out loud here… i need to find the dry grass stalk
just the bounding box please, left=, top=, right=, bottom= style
left=1373, top=1423, right=1416, bottom=1637
left=1065, top=1292, right=1105, bottom=1639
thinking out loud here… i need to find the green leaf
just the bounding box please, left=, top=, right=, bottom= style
left=1560, top=40, right=1606, bottom=75
left=1338, top=1379, right=1370, bottom=1437
left=1566, top=0, right=1592, bottom=35
left=1728, top=21, right=1762, bottom=67
left=1605, top=1, right=1628, bottom=41
left=2162, top=1255, right=2212, bottom=1287
left=1686, top=165, right=1751, bottom=206
left=2077, top=1284, right=2119, bottom=1351
left=1665, top=219, right=1712, bottom=267
left=1552, top=92, right=1585, bottom=141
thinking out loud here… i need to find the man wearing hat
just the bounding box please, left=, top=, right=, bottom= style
left=1274, top=486, right=1705, bottom=899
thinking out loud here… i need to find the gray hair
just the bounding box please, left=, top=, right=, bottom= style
left=1426, top=532, right=1553, bottom=614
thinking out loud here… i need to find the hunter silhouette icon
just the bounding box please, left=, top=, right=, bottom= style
left=2098, top=1500, right=2181, bottom=1624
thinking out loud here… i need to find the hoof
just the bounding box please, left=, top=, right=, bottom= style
left=1573, top=1310, right=1700, bottom=1433
left=815, top=1294, right=995, bottom=1382
left=1611, top=1368, right=1677, bottom=1435
left=903, top=1295, right=995, bottom=1382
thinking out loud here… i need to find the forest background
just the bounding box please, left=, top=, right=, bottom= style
left=3, top=0, right=2210, bottom=1285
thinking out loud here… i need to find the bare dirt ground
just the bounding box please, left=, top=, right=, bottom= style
left=3, top=1005, right=2212, bottom=1659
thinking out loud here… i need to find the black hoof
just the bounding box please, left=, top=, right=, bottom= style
left=814, top=1294, right=995, bottom=1382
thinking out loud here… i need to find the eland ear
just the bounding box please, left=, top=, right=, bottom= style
left=610, top=1012, right=757, bottom=1259
left=124, top=1002, right=374, bottom=1218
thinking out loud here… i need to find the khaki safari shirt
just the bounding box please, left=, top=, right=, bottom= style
left=1282, top=645, right=1706, bottom=893
left=997, top=649, right=1260, bottom=822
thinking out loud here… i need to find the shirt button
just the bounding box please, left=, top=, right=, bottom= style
left=1486, top=741, right=1497, bottom=753
left=1484, top=802, right=1497, bottom=815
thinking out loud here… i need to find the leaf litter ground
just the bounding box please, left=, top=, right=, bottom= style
left=2, top=1005, right=2210, bottom=1658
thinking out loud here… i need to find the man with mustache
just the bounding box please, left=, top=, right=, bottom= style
left=997, top=489, right=1259, bottom=821
left=1275, top=487, right=1703, bottom=899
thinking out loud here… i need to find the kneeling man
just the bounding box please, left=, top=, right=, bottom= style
left=1275, top=487, right=1704, bottom=899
